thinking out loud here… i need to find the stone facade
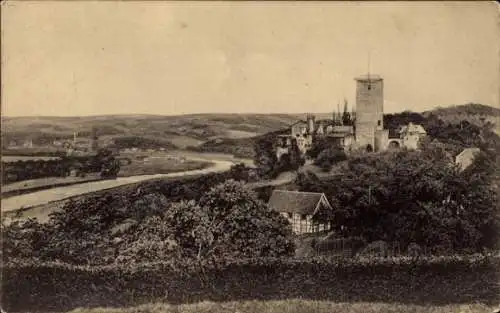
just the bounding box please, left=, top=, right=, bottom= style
left=355, top=75, right=385, bottom=151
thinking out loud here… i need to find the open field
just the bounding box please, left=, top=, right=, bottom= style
left=2, top=155, right=61, bottom=162
left=118, top=152, right=213, bottom=177
left=68, top=301, right=499, bottom=313
left=1, top=114, right=303, bottom=151
left=3, top=104, right=498, bottom=153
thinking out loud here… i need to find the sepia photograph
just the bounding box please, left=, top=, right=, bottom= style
left=1, top=1, right=499, bottom=312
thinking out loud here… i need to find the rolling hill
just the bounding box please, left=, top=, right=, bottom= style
left=2, top=103, right=498, bottom=155
left=422, top=103, right=500, bottom=135
left=1, top=114, right=304, bottom=150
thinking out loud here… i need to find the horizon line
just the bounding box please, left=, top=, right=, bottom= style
left=1, top=102, right=495, bottom=119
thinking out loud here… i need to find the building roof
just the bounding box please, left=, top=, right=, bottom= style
left=455, top=148, right=481, bottom=171
left=268, top=190, right=332, bottom=215
left=326, top=133, right=351, bottom=138
left=290, top=120, right=307, bottom=127
left=456, top=148, right=481, bottom=161
left=399, top=123, right=427, bottom=135
left=355, top=74, right=383, bottom=82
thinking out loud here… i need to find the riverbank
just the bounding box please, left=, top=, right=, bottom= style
left=1, top=150, right=222, bottom=198
left=1, top=157, right=234, bottom=215
left=1, top=175, right=103, bottom=199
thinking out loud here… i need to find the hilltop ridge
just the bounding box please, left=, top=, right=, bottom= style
left=2, top=103, right=498, bottom=152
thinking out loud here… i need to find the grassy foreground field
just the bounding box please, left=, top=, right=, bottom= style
left=68, top=301, right=498, bottom=313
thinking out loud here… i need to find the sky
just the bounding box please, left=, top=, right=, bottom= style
left=2, top=1, right=499, bottom=117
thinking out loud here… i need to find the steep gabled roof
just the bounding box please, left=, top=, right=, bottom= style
left=455, top=147, right=481, bottom=172
left=268, top=190, right=332, bottom=215
left=456, top=148, right=481, bottom=167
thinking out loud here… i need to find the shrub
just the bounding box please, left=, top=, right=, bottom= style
left=2, top=255, right=499, bottom=312
left=314, top=147, right=347, bottom=172
left=1, top=178, right=294, bottom=266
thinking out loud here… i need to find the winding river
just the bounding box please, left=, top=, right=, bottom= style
left=1, top=155, right=235, bottom=213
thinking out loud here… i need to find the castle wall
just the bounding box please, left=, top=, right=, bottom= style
left=388, top=139, right=403, bottom=150
left=374, top=129, right=389, bottom=152
left=355, top=125, right=375, bottom=150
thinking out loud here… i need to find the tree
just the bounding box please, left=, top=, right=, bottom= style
left=195, top=180, right=295, bottom=259
left=120, top=180, right=295, bottom=261
left=229, top=163, right=251, bottom=181
left=275, top=139, right=304, bottom=173
left=306, top=137, right=329, bottom=159
left=342, top=99, right=353, bottom=126
left=314, top=147, right=347, bottom=172
left=288, top=138, right=305, bottom=169
left=253, top=136, right=278, bottom=179
left=297, top=150, right=500, bottom=252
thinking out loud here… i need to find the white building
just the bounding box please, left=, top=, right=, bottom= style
left=399, top=122, right=427, bottom=150
left=268, top=190, right=334, bottom=235
left=455, top=147, right=481, bottom=171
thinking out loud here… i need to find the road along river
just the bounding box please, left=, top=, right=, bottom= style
left=1, top=156, right=234, bottom=214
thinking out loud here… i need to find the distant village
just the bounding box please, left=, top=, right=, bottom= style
left=6, top=131, right=168, bottom=157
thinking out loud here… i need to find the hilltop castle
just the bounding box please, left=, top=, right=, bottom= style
left=276, top=74, right=427, bottom=160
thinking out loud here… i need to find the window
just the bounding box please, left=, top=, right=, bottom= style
left=367, top=83, right=372, bottom=90
left=288, top=213, right=293, bottom=219
left=377, top=120, right=381, bottom=126
left=301, top=214, right=307, bottom=220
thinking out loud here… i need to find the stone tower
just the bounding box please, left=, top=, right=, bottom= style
left=354, top=74, right=385, bottom=151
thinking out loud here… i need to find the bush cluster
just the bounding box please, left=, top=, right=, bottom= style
left=2, top=159, right=73, bottom=184
left=2, top=166, right=291, bottom=266
left=113, top=136, right=177, bottom=150
left=295, top=147, right=499, bottom=253
left=2, top=254, right=499, bottom=312
left=2, top=149, right=121, bottom=184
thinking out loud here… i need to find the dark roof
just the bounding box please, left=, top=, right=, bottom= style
left=290, top=120, right=307, bottom=127
left=268, top=190, right=331, bottom=215
left=326, top=133, right=351, bottom=138
left=355, top=74, right=383, bottom=82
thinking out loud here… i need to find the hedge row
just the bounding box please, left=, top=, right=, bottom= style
left=2, top=159, right=73, bottom=184
left=76, top=167, right=252, bottom=204
left=2, top=255, right=499, bottom=312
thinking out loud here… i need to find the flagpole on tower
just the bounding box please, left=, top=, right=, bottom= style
left=368, top=51, right=371, bottom=78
